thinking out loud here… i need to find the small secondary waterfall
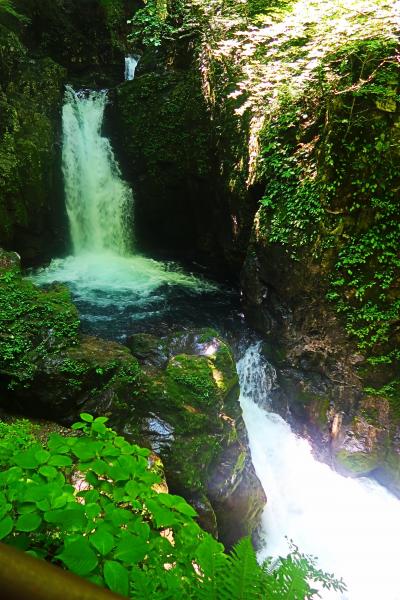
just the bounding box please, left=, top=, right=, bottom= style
left=238, top=343, right=400, bottom=600
left=124, top=55, right=139, bottom=81
left=62, top=86, right=132, bottom=255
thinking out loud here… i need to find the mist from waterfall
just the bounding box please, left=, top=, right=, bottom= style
left=238, top=343, right=400, bottom=600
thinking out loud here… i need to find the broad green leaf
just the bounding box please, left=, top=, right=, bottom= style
left=115, top=534, right=147, bottom=564
left=0, top=516, right=13, bottom=539
left=0, top=503, right=11, bottom=520
left=146, top=500, right=177, bottom=528
left=48, top=455, right=73, bottom=467
left=128, top=520, right=150, bottom=541
left=71, top=423, right=86, bottom=430
left=107, top=508, right=133, bottom=527
left=90, top=529, right=115, bottom=556
left=57, top=538, right=98, bottom=576
left=14, top=448, right=41, bottom=469
left=44, top=507, right=86, bottom=531
left=35, top=449, right=50, bottom=464
left=174, top=501, right=197, bottom=517
left=85, top=459, right=107, bottom=475
left=38, top=465, right=58, bottom=480
left=16, top=502, right=37, bottom=515
left=72, top=440, right=101, bottom=461
left=125, top=480, right=139, bottom=499
left=92, top=421, right=107, bottom=434
left=103, top=560, right=129, bottom=596
left=47, top=434, right=70, bottom=453
left=0, top=467, right=23, bottom=485
left=16, top=512, right=42, bottom=532
left=85, top=503, right=101, bottom=520
left=80, top=413, right=94, bottom=422
left=78, top=490, right=100, bottom=504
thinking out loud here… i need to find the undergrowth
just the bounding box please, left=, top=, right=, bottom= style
left=0, top=415, right=345, bottom=598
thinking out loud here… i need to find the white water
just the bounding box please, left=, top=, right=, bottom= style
left=125, top=55, right=139, bottom=80
left=34, top=81, right=215, bottom=308
left=238, top=343, right=400, bottom=600
left=62, top=86, right=132, bottom=255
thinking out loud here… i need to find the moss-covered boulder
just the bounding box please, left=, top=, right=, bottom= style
left=128, top=328, right=266, bottom=546
left=0, top=253, right=143, bottom=421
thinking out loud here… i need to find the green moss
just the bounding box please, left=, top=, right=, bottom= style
left=335, top=449, right=379, bottom=476
left=166, top=354, right=219, bottom=407
left=0, top=264, right=79, bottom=388
left=0, top=48, right=66, bottom=249
left=166, top=434, right=222, bottom=492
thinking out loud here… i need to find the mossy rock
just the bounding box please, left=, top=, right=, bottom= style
left=128, top=328, right=265, bottom=546
left=334, top=449, right=380, bottom=476
left=0, top=258, right=79, bottom=391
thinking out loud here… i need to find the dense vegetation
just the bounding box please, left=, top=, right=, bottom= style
left=0, top=416, right=345, bottom=598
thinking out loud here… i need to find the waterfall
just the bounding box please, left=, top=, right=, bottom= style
left=62, top=86, right=133, bottom=255
left=238, top=343, right=400, bottom=600
left=32, top=75, right=216, bottom=322
left=124, top=55, right=139, bottom=81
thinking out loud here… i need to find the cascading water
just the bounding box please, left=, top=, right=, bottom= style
left=124, top=55, right=139, bottom=81
left=238, top=343, right=400, bottom=600
left=62, top=86, right=132, bottom=255
left=31, top=59, right=400, bottom=599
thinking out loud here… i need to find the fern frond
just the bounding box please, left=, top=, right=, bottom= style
left=195, top=535, right=228, bottom=600
left=221, top=537, right=262, bottom=600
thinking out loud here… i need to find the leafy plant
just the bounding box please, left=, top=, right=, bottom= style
left=0, top=415, right=345, bottom=598
left=0, top=0, right=29, bottom=22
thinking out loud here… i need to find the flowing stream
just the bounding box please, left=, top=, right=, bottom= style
left=238, top=343, right=400, bottom=600
left=31, top=68, right=400, bottom=599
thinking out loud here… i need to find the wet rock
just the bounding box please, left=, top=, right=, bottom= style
left=129, top=328, right=266, bottom=546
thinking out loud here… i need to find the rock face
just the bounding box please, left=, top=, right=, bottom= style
left=0, top=22, right=67, bottom=263
left=126, top=329, right=266, bottom=547
left=120, top=2, right=400, bottom=495
left=111, top=48, right=256, bottom=272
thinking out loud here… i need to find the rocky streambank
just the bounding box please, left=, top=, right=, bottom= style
left=0, top=249, right=266, bottom=546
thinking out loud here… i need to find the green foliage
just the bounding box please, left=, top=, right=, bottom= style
left=128, top=0, right=202, bottom=48
left=0, top=267, right=79, bottom=388
left=0, top=0, right=29, bottom=23
left=128, top=0, right=171, bottom=47
left=0, top=419, right=37, bottom=466
left=259, top=92, right=324, bottom=253
left=0, top=415, right=345, bottom=598
left=258, top=36, right=400, bottom=405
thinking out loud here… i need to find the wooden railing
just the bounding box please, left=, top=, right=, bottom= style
left=0, top=542, right=124, bottom=600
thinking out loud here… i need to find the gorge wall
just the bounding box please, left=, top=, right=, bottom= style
left=114, top=0, right=400, bottom=494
